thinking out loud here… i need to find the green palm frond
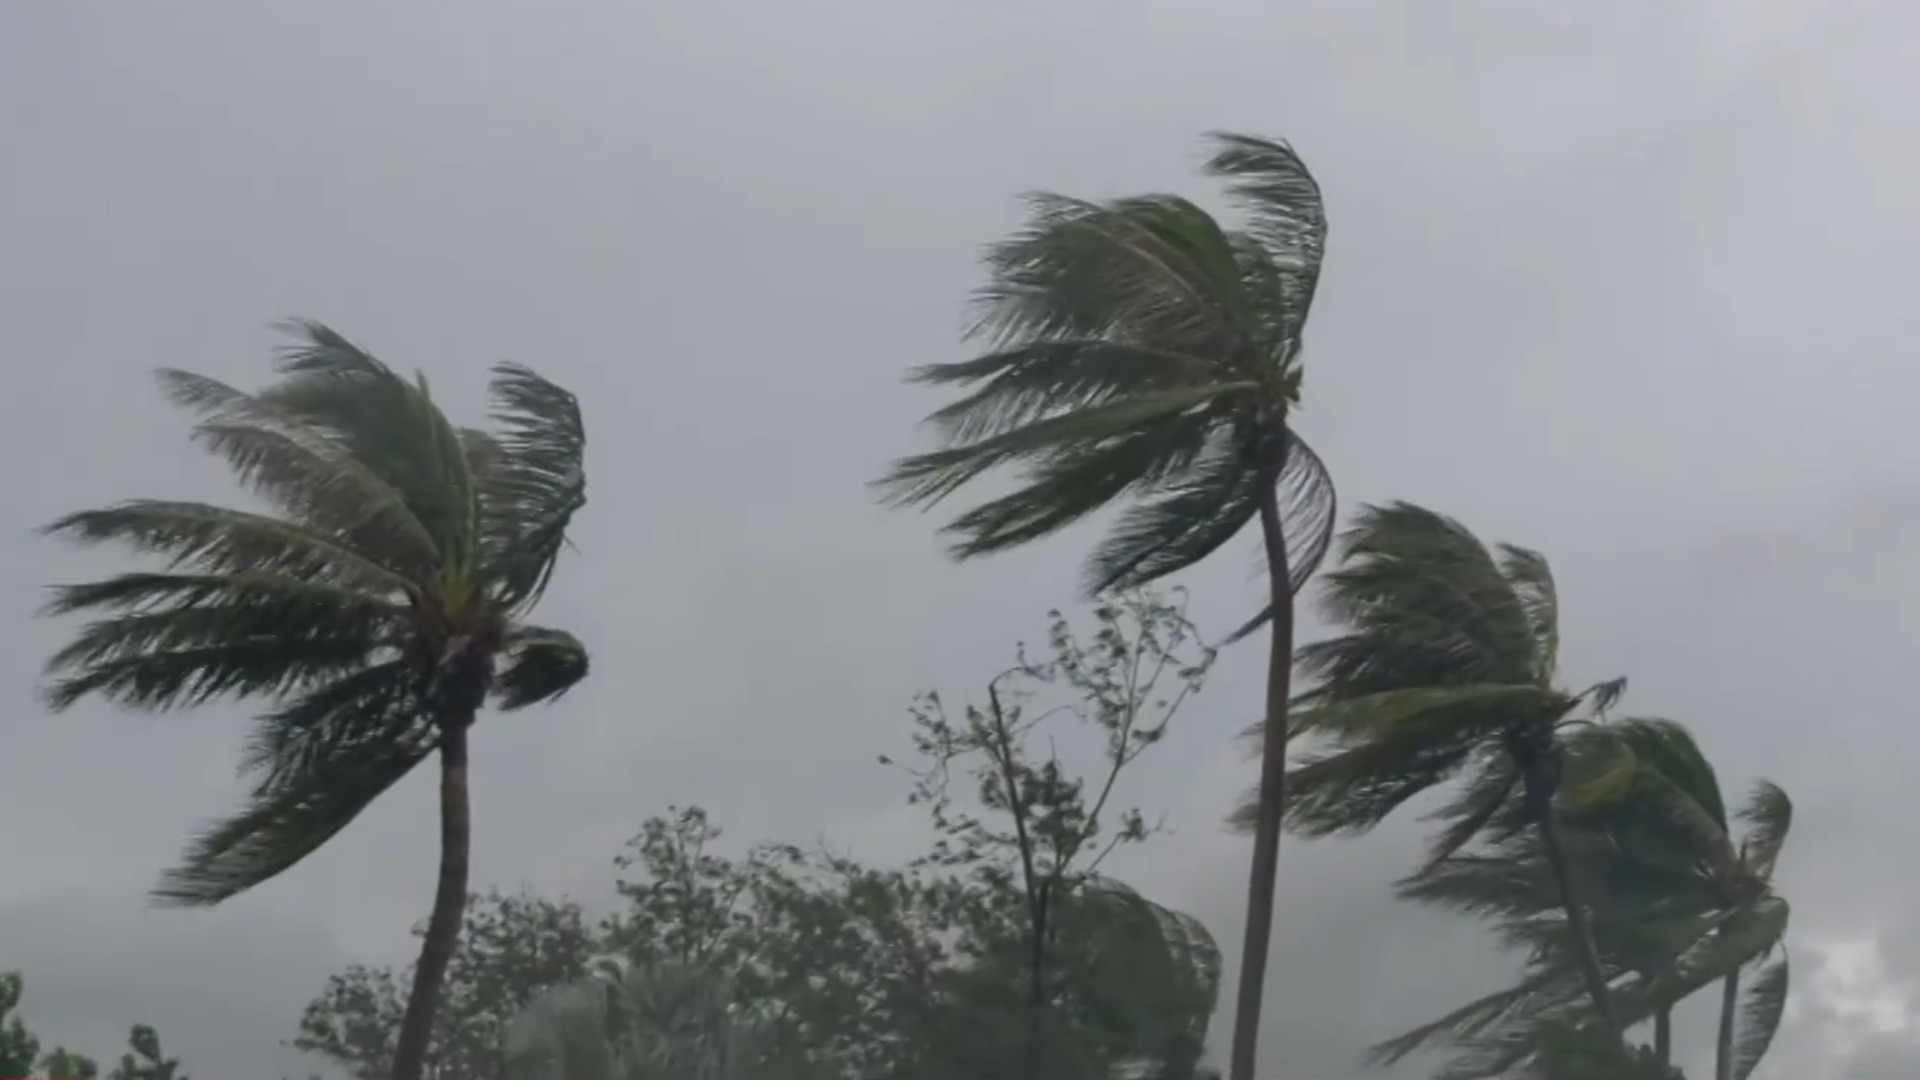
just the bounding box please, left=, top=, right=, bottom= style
left=1232, top=719, right=1486, bottom=837
left=257, top=320, right=478, bottom=563
left=876, top=383, right=1250, bottom=512
left=1611, top=899, right=1789, bottom=1028
left=477, top=363, right=587, bottom=613
left=39, top=573, right=395, bottom=713
left=1202, top=132, right=1327, bottom=345
left=1212, top=433, right=1340, bottom=644
left=1497, top=544, right=1560, bottom=684
left=237, top=661, right=415, bottom=791
left=1728, top=954, right=1788, bottom=1080
left=1296, top=502, right=1549, bottom=700
left=1737, top=781, right=1791, bottom=880
left=152, top=723, right=437, bottom=907
left=495, top=626, right=590, bottom=709
left=966, top=192, right=1245, bottom=355
left=154, top=367, right=441, bottom=578
left=40, top=499, right=413, bottom=596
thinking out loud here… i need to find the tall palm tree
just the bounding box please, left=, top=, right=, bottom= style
left=1375, top=721, right=1792, bottom=1080
left=1230, top=502, right=1632, bottom=1051
left=874, top=132, right=1337, bottom=1080
left=37, top=322, right=591, bottom=1080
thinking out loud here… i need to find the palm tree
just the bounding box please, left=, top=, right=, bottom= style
left=1374, top=721, right=1792, bottom=1080
left=874, top=132, right=1338, bottom=1080
left=1230, top=502, right=1633, bottom=1051
left=37, top=321, right=591, bottom=1080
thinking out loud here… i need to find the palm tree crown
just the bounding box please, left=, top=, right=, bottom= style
left=1381, top=721, right=1792, bottom=1080
left=873, top=133, right=1336, bottom=603
left=37, top=320, right=591, bottom=904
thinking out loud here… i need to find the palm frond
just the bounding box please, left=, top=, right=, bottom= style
left=40, top=499, right=414, bottom=596
left=494, top=626, right=590, bottom=709
left=913, top=341, right=1213, bottom=445
left=1229, top=711, right=1492, bottom=836
left=935, top=407, right=1221, bottom=562
left=1497, top=544, right=1560, bottom=684
left=874, top=382, right=1250, bottom=511
left=1610, top=899, right=1790, bottom=1028
left=1295, top=502, right=1544, bottom=699
left=477, top=363, right=587, bottom=613
left=1082, top=429, right=1257, bottom=595
left=1736, top=781, right=1792, bottom=880
left=1202, top=132, right=1327, bottom=345
left=1214, top=433, right=1339, bottom=644
left=40, top=573, right=394, bottom=712
left=965, top=192, right=1244, bottom=355
left=237, top=660, right=416, bottom=791
left=151, top=723, right=436, bottom=906
left=1728, top=953, right=1788, bottom=1080
left=153, top=368, right=441, bottom=577
left=254, top=320, right=478, bottom=566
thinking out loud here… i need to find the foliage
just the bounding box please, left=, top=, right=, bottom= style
left=0, top=971, right=183, bottom=1080
left=1371, top=723, right=1793, bottom=1080
left=106, top=1026, right=185, bottom=1080
left=294, top=890, right=600, bottom=1080
left=36, top=321, right=593, bottom=1080
left=895, top=589, right=1219, bottom=1079
left=37, top=320, right=590, bottom=906
left=503, top=960, right=787, bottom=1080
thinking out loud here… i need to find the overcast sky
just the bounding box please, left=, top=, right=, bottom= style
left=3, top=0, right=1918, bottom=1077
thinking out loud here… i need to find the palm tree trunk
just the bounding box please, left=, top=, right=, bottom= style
left=1227, top=477, right=1296, bottom=1080
left=1714, top=970, right=1739, bottom=1080
left=1654, top=1008, right=1672, bottom=1066
left=392, top=721, right=474, bottom=1080
left=1517, top=745, right=1624, bottom=1046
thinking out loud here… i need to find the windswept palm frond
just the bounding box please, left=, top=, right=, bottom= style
left=1728, top=954, right=1788, bottom=1080
left=1737, top=782, right=1792, bottom=881
left=152, top=722, right=437, bottom=906
left=478, top=363, right=587, bottom=613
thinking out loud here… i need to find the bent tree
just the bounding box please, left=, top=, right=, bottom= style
left=37, top=321, right=591, bottom=1080
left=875, top=132, right=1336, bottom=1080
left=1239, top=502, right=1633, bottom=1056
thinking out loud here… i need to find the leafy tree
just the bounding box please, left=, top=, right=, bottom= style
left=295, top=890, right=600, bottom=1080
left=0, top=973, right=40, bottom=1078
left=895, top=589, right=1217, bottom=1080
left=873, top=131, right=1338, bottom=1080
left=1373, top=722, right=1792, bottom=1080
left=37, top=321, right=592, bottom=1080
left=1235, top=502, right=1633, bottom=1051
left=107, top=1025, right=184, bottom=1080
left=0, top=972, right=181, bottom=1080
left=41, top=1046, right=99, bottom=1080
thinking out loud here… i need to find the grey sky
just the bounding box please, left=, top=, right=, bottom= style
left=2, top=0, right=1917, bottom=1076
